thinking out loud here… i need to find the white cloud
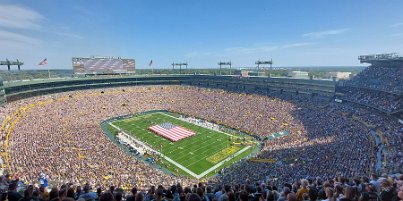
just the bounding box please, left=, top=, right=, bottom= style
left=302, top=28, right=349, bottom=38
left=0, top=40, right=30, bottom=52
left=72, top=5, right=94, bottom=17
left=224, top=45, right=279, bottom=54
left=0, top=29, right=42, bottom=45
left=53, top=32, right=83, bottom=39
left=224, top=42, right=313, bottom=54
left=388, top=33, right=403, bottom=37
left=187, top=42, right=313, bottom=58
left=282, top=42, right=314, bottom=49
left=0, top=4, right=45, bottom=29
left=225, top=47, right=255, bottom=54
left=389, top=22, right=403, bottom=28
left=185, top=51, right=216, bottom=58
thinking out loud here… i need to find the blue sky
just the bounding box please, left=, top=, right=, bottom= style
left=1, top=0, right=403, bottom=69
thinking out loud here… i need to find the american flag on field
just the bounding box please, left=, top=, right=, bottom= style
left=38, top=58, right=48, bottom=65
left=149, top=122, right=195, bottom=142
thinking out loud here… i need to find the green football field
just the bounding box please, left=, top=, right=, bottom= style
left=111, top=111, right=256, bottom=178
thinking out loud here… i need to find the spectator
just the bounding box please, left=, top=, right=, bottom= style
left=7, top=182, right=22, bottom=201
left=296, top=180, right=309, bottom=201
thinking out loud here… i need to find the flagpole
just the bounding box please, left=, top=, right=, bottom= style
left=150, top=60, right=154, bottom=75
left=38, top=58, right=49, bottom=79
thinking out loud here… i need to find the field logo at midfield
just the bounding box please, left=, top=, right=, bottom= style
left=149, top=122, right=195, bottom=142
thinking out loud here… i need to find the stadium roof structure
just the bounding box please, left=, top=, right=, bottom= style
left=358, top=53, right=403, bottom=67
left=0, top=59, right=23, bottom=71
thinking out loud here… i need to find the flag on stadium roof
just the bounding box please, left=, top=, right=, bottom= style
left=149, top=59, right=153, bottom=66
left=38, top=58, right=48, bottom=65
left=149, top=122, right=195, bottom=142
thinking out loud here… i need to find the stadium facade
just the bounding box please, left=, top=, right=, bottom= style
left=2, top=75, right=336, bottom=102
left=1, top=54, right=402, bottom=122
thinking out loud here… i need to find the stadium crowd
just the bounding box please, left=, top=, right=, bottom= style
left=336, top=104, right=403, bottom=174
left=0, top=86, right=301, bottom=188
left=345, top=66, right=403, bottom=94
left=0, top=172, right=402, bottom=201
left=0, top=62, right=402, bottom=198
left=338, top=87, right=402, bottom=113
left=340, top=64, right=403, bottom=114
left=2, top=87, right=196, bottom=190
left=0, top=84, right=400, bottom=191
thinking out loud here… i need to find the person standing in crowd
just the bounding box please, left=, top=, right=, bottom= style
left=7, top=182, right=22, bottom=201
left=296, top=180, right=309, bottom=201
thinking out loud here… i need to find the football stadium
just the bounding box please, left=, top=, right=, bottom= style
left=0, top=1, right=403, bottom=201
left=0, top=54, right=402, bottom=200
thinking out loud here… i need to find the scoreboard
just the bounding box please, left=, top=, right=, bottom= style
left=72, top=57, right=135, bottom=74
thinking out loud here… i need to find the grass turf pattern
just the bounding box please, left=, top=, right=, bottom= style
left=112, top=112, right=252, bottom=176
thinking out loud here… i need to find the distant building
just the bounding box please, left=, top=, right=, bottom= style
left=241, top=70, right=249, bottom=77
left=234, top=69, right=259, bottom=77
left=288, top=71, right=309, bottom=79
left=328, top=72, right=352, bottom=80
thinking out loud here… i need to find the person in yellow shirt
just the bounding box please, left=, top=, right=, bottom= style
left=296, top=179, right=309, bottom=201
